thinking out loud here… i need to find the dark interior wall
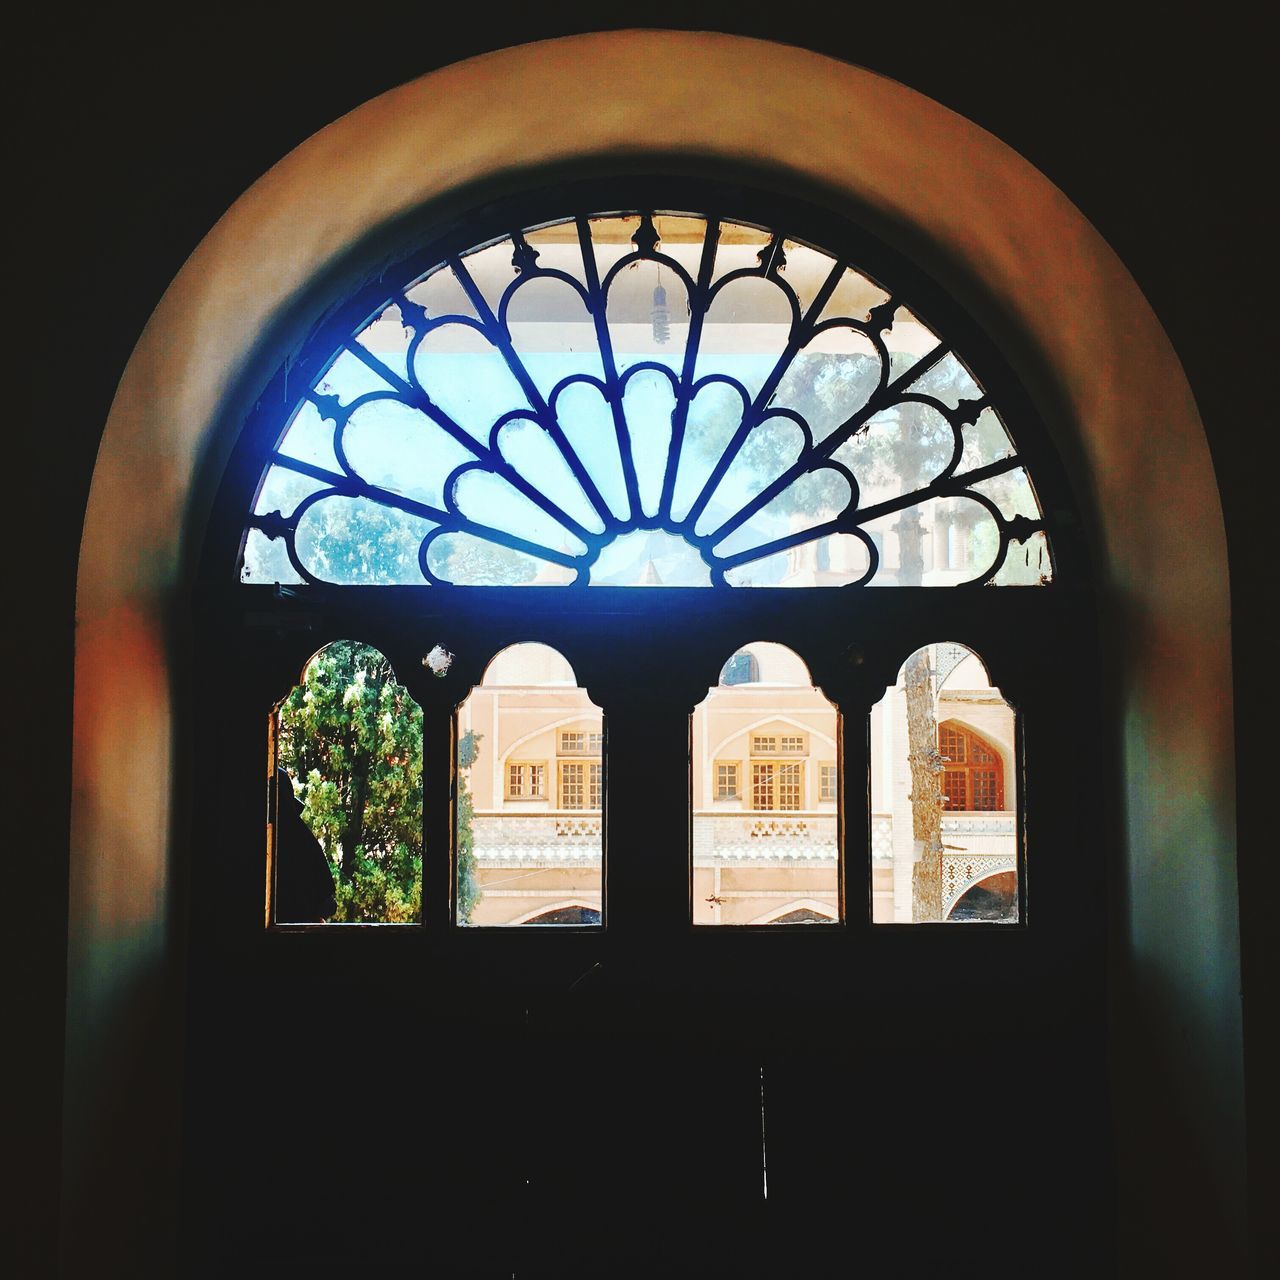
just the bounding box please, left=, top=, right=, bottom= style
left=18, top=6, right=1273, bottom=1273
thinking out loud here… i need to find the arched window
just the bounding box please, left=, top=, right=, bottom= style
left=939, top=720, right=1006, bottom=812
left=64, top=31, right=1240, bottom=1278
left=869, top=641, right=1019, bottom=924
left=455, top=642, right=603, bottom=926
left=212, top=180, right=1078, bottom=940
left=693, top=642, right=838, bottom=925
left=176, top=108, right=1114, bottom=1279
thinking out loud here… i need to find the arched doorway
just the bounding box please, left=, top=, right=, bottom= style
left=66, top=31, right=1240, bottom=1275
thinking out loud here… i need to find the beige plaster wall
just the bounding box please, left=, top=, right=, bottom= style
left=69, top=30, right=1240, bottom=1271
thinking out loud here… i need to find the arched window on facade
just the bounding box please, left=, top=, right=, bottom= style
left=939, top=720, right=1005, bottom=812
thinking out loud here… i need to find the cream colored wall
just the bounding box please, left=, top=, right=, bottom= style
left=457, top=644, right=603, bottom=809
left=471, top=867, right=602, bottom=926
left=692, top=866, right=839, bottom=926
left=693, top=642, right=837, bottom=810
left=70, top=30, right=1240, bottom=1270
left=482, top=642, right=577, bottom=687
left=464, top=690, right=601, bottom=809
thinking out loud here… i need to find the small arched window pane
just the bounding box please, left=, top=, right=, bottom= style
left=693, top=642, right=838, bottom=925
left=870, top=642, right=1019, bottom=924
left=271, top=641, right=423, bottom=924
left=240, top=210, right=1053, bottom=588
left=456, top=643, right=603, bottom=926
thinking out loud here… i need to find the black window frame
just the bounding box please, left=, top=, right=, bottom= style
left=193, top=172, right=1100, bottom=952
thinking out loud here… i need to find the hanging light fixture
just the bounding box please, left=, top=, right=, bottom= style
left=651, top=264, right=670, bottom=345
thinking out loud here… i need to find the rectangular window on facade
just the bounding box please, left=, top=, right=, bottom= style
left=751, top=734, right=777, bottom=754
left=780, top=734, right=807, bottom=754
left=751, top=761, right=776, bottom=810
left=559, top=730, right=604, bottom=754
left=819, top=762, right=838, bottom=802
left=778, top=762, right=803, bottom=810
left=559, top=760, right=583, bottom=808
left=507, top=761, right=546, bottom=800
left=715, top=761, right=741, bottom=800
left=559, top=759, right=600, bottom=810
left=750, top=761, right=804, bottom=810
left=940, top=723, right=967, bottom=763
left=971, top=769, right=1000, bottom=810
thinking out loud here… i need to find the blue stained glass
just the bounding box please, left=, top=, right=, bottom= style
left=316, top=350, right=396, bottom=405
left=278, top=401, right=343, bottom=473
left=590, top=530, right=710, bottom=587
left=295, top=497, right=434, bottom=585
left=426, top=533, right=574, bottom=586
left=452, top=469, right=587, bottom=557
left=254, top=466, right=327, bottom=519
left=670, top=382, right=743, bottom=522
left=713, top=469, right=852, bottom=559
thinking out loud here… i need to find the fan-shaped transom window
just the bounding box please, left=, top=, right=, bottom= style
left=241, top=208, right=1053, bottom=588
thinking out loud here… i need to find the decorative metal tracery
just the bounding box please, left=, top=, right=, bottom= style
left=242, top=211, right=1053, bottom=588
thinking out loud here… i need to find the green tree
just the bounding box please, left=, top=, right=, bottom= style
left=302, top=498, right=429, bottom=585
left=277, top=641, right=424, bottom=921
left=276, top=641, right=484, bottom=923
left=442, top=533, right=540, bottom=585
left=456, top=729, right=483, bottom=922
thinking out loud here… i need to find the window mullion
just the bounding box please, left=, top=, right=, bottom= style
left=414, top=694, right=453, bottom=934
left=601, top=700, right=690, bottom=935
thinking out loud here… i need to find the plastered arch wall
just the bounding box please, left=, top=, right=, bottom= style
left=69, top=30, right=1241, bottom=1270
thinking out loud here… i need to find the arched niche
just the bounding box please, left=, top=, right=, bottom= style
left=69, top=29, right=1240, bottom=1270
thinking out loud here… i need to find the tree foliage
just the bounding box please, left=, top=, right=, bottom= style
left=456, top=728, right=483, bottom=922
left=277, top=641, right=424, bottom=921
left=707, top=350, right=1002, bottom=528
left=276, top=640, right=483, bottom=924
left=440, top=534, right=539, bottom=586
